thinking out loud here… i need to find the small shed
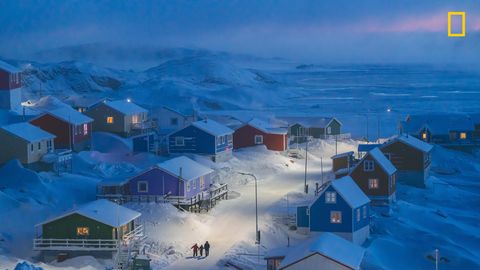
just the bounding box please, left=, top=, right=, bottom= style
left=0, top=122, right=56, bottom=165
left=168, top=119, right=234, bottom=162
left=331, top=151, right=356, bottom=178
left=282, top=116, right=342, bottom=141
left=233, top=118, right=288, bottom=151
left=350, top=147, right=397, bottom=203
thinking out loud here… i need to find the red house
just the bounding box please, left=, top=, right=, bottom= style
left=0, top=60, right=22, bottom=111
left=233, top=118, right=288, bottom=151
left=30, top=107, right=94, bottom=151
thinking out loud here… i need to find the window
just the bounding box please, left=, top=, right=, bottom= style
left=137, top=181, right=148, bottom=193
left=106, top=116, right=114, bottom=124
left=186, top=181, right=191, bottom=192
left=170, top=118, right=179, bottom=126
left=460, top=132, right=467, bottom=139
left=38, top=142, right=41, bottom=150
left=254, top=135, right=263, bottom=145
left=306, top=208, right=310, bottom=215
left=200, top=176, right=205, bottom=189
left=132, top=114, right=140, bottom=124
left=368, top=178, right=379, bottom=189
left=327, top=126, right=332, bottom=134
left=356, top=208, right=361, bottom=222
left=227, top=134, right=233, bottom=143
left=83, top=124, right=88, bottom=135
left=47, top=140, right=53, bottom=151
left=364, top=160, right=375, bottom=172
left=330, top=211, right=342, bottom=223
left=422, top=132, right=427, bottom=140
left=30, top=144, right=33, bottom=152
left=192, top=179, right=197, bottom=190
left=76, top=227, right=89, bottom=236
left=175, top=137, right=185, bottom=146
left=325, top=192, right=337, bottom=204
left=363, top=205, right=367, bottom=219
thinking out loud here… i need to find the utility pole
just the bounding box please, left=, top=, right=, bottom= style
left=320, top=157, right=324, bottom=185
left=435, top=249, right=439, bottom=270
left=304, top=136, right=308, bottom=194
left=366, top=113, right=369, bottom=142
left=236, top=172, right=260, bottom=245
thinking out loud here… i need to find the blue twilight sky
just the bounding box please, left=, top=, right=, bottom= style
left=0, top=0, right=480, bottom=63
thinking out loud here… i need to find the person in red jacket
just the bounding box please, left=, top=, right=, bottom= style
left=191, top=243, right=199, bottom=257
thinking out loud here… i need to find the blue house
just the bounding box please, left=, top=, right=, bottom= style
left=167, top=119, right=234, bottom=162
left=297, top=176, right=371, bottom=245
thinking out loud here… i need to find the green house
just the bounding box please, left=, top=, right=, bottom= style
left=34, top=199, right=142, bottom=251
left=285, top=117, right=342, bottom=141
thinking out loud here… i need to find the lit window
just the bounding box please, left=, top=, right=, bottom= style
left=330, top=211, right=342, bottom=223
left=83, top=124, right=88, bottom=135
left=422, top=133, right=427, bottom=140
left=132, top=114, right=140, bottom=124
left=175, top=137, right=184, bottom=146
left=364, top=160, right=375, bottom=172
left=192, top=179, right=197, bottom=189
left=76, top=227, right=89, bottom=236
left=460, top=132, right=467, bottom=139
left=369, top=178, right=379, bottom=189
left=325, top=192, right=337, bottom=204
left=106, top=116, right=114, bottom=124
left=138, top=181, right=148, bottom=193
left=357, top=208, right=361, bottom=222
left=255, top=135, right=263, bottom=144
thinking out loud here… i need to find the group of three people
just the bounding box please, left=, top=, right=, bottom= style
left=191, top=241, right=210, bottom=258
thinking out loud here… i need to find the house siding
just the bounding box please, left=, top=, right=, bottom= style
left=281, top=253, right=352, bottom=270
left=309, top=186, right=353, bottom=233
left=233, top=125, right=287, bottom=151
left=350, top=154, right=395, bottom=199
left=85, top=103, right=126, bottom=134
left=127, top=167, right=185, bottom=197
left=42, top=213, right=116, bottom=240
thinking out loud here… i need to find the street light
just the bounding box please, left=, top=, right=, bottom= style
left=236, top=172, right=260, bottom=245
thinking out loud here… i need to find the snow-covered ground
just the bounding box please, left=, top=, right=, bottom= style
left=1, top=136, right=479, bottom=270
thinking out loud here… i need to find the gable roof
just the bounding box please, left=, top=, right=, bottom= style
left=246, top=118, right=287, bottom=135
left=46, top=107, right=93, bottom=125
left=358, top=143, right=381, bottom=153
left=157, top=156, right=213, bottom=181
left=366, top=147, right=397, bottom=175
left=331, top=151, right=354, bottom=159
left=191, top=119, right=233, bottom=136
left=0, top=60, right=20, bottom=73
left=104, top=100, right=148, bottom=115
left=331, top=176, right=370, bottom=208
left=278, top=232, right=365, bottom=270
left=281, top=116, right=342, bottom=128
left=384, top=135, right=433, bottom=153
left=162, top=106, right=195, bottom=117
left=1, top=122, right=56, bottom=143
left=37, top=199, right=141, bottom=228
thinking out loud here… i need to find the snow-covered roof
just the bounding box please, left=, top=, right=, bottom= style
left=104, top=100, right=147, bottom=115
left=280, top=116, right=341, bottom=128
left=158, top=156, right=214, bottom=181
left=37, top=199, right=141, bottom=228
left=402, top=113, right=475, bottom=134
left=368, top=147, right=397, bottom=175
left=331, top=151, right=354, bottom=159
left=357, top=143, right=381, bottom=153
left=1, top=122, right=55, bottom=143
left=191, top=119, right=233, bottom=136
left=385, top=135, right=433, bottom=153
left=162, top=106, right=195, bottom=117
left=47, top=107, right=93, bottom=125
left=246, top=118, right=287, bottom=135
left=331, top=176, right=370, bottom=208
left=0, top=60, right=20, bottom=73
left=278, top=232, right=365, bottom=270
left=66, top=96, right=105, bottom=108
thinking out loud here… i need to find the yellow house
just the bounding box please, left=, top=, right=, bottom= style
left=0, top=122, right=56, bottom=165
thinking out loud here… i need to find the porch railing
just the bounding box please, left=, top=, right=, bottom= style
left=33, top=238, right=119, bottom=251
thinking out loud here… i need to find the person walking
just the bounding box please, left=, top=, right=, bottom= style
left=191, top=243, right=199, bottom=257
left=199, top=244, right=204, bottom=257
left=204, top=241, right=210, bottom=257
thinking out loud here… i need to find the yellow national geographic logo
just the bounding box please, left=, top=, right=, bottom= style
left=448, top=11, right=466, bottom=37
